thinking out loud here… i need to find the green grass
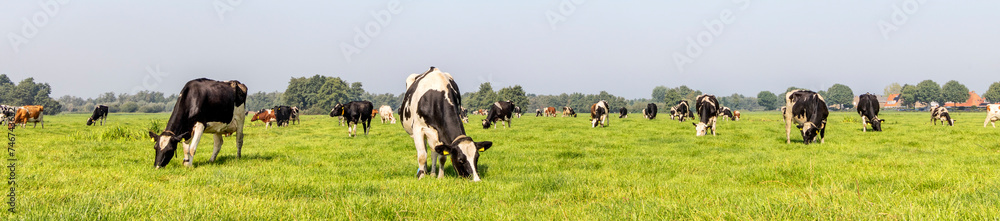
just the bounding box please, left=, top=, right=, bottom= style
left=5, top=111, right=1000, bottom=219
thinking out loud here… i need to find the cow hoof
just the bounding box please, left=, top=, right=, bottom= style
left=416, top=170, right=426, bottom=179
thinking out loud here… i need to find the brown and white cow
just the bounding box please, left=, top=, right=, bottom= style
left=562, top=107, right=576, bottom=117
left=400, top=67, right=493, bottom=181
left=147, top=78, right=247, bottom=168
left=984, top=104, right=999, bottom=128
left=14, top=105, right=43, bottom=128
left=931, top=106, right=955, bottom=126
left=590, top=101, right=609, bottom=128
left=545, top=107, right=557, bottom=117
left=733, top=111, right=741, bottom=121
left=784, top=90, right=828, bottom=144
left=692, top=95, right=719, bottom=136
left=379, top=105, right=396, bottom=124
left=251, top=109, right=276, bottom=129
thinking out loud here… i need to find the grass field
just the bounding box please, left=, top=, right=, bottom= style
left=4, top=110, right=1000, bottom=219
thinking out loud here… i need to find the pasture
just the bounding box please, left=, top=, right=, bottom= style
left=6, top=111, right=1000, bottom=219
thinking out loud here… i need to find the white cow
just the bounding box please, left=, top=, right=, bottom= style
left=379, top=105, right=396, bottom=124
left=985, top=104, right=1000, bottom=128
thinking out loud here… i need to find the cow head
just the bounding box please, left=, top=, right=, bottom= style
left=482, top=119, right=491, bottom=129
left=800, top=122, right=820, bottom=144
left=86, top=118, right=95, bottom=126
left=433, top=137, right=493, bottom=181
left=148, top=131, right=190, bottom=168
left=329, top=104, right=345, bottom=117
left=870, top=118, right=885, bottom=131
left=692, top=122, right=708, bottom=136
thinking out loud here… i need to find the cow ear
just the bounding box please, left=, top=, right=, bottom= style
left=148, top=131, right=158, bottom=142
left=879, top=119, right=885, bottom=122
left=691, top=122, right=697, bottom=127
left=172, top=132, right=190, bottom=142
left=433, top=145, right=453, bottom=156
left=475, top=141, right=493, bottom=152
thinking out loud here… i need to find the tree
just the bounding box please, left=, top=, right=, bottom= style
left=663, top=89, right=682, bottom=106
left=826, top=84, right=854, bottom=109
left=940, top=80, right=970, bottom=105
left=497, top=85, right=529, bottom=109
left=900, top=84, right=917, bottom=108
left=984, top=82, right=1000, bottom=103
left=651, top=86, right=668, bottom=101
left=915, top=80, right=942, bottom=105
left=884, top=82, right=902, bottom=97
left=757, top=91, right=779, bottom=110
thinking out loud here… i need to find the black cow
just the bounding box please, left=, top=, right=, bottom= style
left=330, top=101, right=374, bottom=137
left=590, top=100, right=609, bottom=128
left=86, top=105, right=109, bottom=126
left=273, top=105, right=293, bottom=127
left=783, top=90, right=829, bottom=144
left=671, top=101, right=692, bottom=122
left=619, top=107, right=628, bottom=118
left=856, top=93, right=884, bottom=132
left=644, top=103, right=657, bottom=120
left=400, top=67, right=493, bottom=181
left=718, top=106, right=736, bottom=121
left=535, top=108, right=542, bottom=117
left=692, top=95, right=719, bottom=136
left=483, top=101, right=514, bottom=129
left=147, top=78, right=247, bottom=168
left=931, top=106, right=955, bottom=126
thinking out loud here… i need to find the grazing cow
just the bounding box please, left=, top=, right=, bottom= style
left=483, top=101, right=514, bottom=129
left=783, top=90, right=829, bottom=144
left=562, top=107, right=577, bottom=117
left=330, top=101, right=374, bottom=136
left=930, top=106, right=955, bottom=126
left=273, top=105, right=293, bottom=127
left=87, top=105, right=110, bottom=126
left=400, top=67, right=493, bottom=181
left=251, top=109, right=277, bottom=129
left=13, top=105, right=43, bottom=128
left=734, top=111, right=741, bottom=121
left=644, top=103, right=658, bottom=119
left=670, top=101, right=692, bottom=122
left=692, top=95, right=719, bottom=136
left=0, top=105, right=16, bottom=125
left=146, top=78, right=247, bottom=168
left=513, top=106, right=522, bottom=118
left=590, top=100, right=610, bottom=128
left=856, top=93, right=884, bottom=132
left=290, top=106, right=300, bottom=125
left=535, top=108, right=542, bottom=117
left=985, top=104, right=1000, bottom=128
left=545, top=107, right=557, bottom=117
left=619, top=107, right=628, bottom=118
left=460, top=106, right=469, bottom=123
left=718, top=106, right=736, bottom=121
left=379, top=105, right=396, bottom=124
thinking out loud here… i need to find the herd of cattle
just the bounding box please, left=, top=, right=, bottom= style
left=5, top=67, right=999, bottom=181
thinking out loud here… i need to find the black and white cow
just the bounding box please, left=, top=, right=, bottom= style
left=692, top=95, right=719, bottom=136
left=535, top=108, right=542, bottom=117
left=671, top=101, right=692, bottom=122
left=273, top=105, right=293, bottom=127
left=290, top=106, right=300, bottom=125
left=330, top=101, right=374, bottom=136
left=619, top=107, right=628, bottom=118
left=930, top=106, right=955, bottom=126
left=147, top=78, right=247, bottom=168
left=562, top=107, right=577, bottom=117
left=0, top=105, right=15, bottom=124
left=483, top=101, right=514, bottom=129
left=856, top=93, right=884, bottom=132
left=86, top=105, right=109, bottom=126
left=783, top=90, right=829, bottom=144
left=400, top=67, right=493, bottom=181
left=643, top=103, right=657, bottom=120
left=590, top=100, right=609, bottom=128
left=718, top=106, right=736, bottom=121
left=513, top=106, right=522, bottom=118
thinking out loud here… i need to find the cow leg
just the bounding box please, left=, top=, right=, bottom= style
left=785, top=119, right=793, bottom=144
left=412, top=128, right=427, bottom=179
left=210, top=134, right=224, bottom=162
left=711, top=120, right=717, bottom=136
left=861, top=116, right=867, bottom=132
left=364, top=117, right=371, bottom=135
left=185, top=123, right=207, bottom=167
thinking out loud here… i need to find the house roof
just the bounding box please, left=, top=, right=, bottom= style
left=884, top=94, right=901, bottom=107
left=944, top=91, right=986, bottom=107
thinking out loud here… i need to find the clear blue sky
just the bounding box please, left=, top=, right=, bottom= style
left=1, top=1, right=998, bottom=99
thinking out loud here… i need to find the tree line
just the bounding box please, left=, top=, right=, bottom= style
left=0, top=75, right=63, bottom=115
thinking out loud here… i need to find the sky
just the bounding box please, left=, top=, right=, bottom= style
left=1, top=1, right=999, bottom=100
